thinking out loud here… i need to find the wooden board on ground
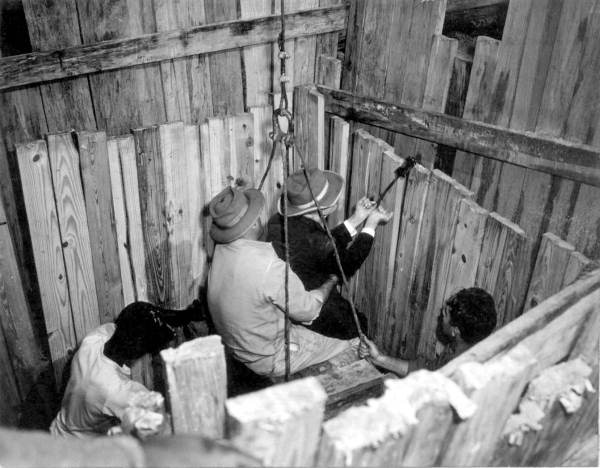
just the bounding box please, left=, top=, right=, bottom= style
left=47, top=133, right=100, bottom=341
left=226, top=377, right=327, bottom=467
left=16, top=140, right=76, bottom=388
left=161, top=335, right=226, bottom=438
left=77, top=131, right=123, bottom=323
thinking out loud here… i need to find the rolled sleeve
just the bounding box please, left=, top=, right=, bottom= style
left=266, top=257, right=324, bottom=323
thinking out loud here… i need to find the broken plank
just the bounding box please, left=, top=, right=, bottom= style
left=226, top=377, right=327, bottom=466
left=161, top=335, right=226, bottom=438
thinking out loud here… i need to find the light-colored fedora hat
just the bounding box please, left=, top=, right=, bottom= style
left=278, top=168, right=344, bottom=217
left=209, top=187, right=265, bottom=243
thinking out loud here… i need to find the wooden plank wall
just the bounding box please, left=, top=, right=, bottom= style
left=0, top=1, right=342, bottom=428
left=450, top=0, right=600, bottom=264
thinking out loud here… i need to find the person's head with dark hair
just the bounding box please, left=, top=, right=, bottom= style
left=436, top=287, right=497, bottom=349
left=104, top=300, right=203, bottom=366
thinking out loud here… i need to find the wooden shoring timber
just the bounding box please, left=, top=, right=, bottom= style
left=16, top=140, right=76, bottom=388
left=161, top=335, right=227, bottom=438
left=47, top=133, right=101, bottom=340
left=327, top=116, right=350, bottom=227
left=225, top=114, right=256, bottom=190
left=154, top=0, right=213, bottom=124
left=386, top=164, right=431, bottom=357
left=251, top=106, right=281, bottom=223
left=316, top=85, right=600, bottom=187
left=451, top=36, right=500, bottom=187
left=226, top=377, right=327, bottom=467
left=314, top=370, right=476, bottom=467
left=415, top=35, right=458, bottom=169
left=160, top=122, right=193, bottom=308
left=561, top=251, right=592, bottom=289
left=316, top=55, right=342, bottom=89
left=77, top=131, right=123, bottom=323
left=476, top=212, right=530, bottom=327
left=77, top=2, right=166, bottom=136
left=438, top=345, right=538, bottom=466
left=0, top=6, right=348, bottom=93
left=240, top=0, right=272, bottom=108
left=524, top=232, right=575, bottom=312
left=291, top=0, right=319, bottom=87
left=205, top=0, right=243, bottom=117
left=441, top=267, right=600, bottom=376
left=0, top=318, right=21, bottom=426
left=0, top=222, right=53, bottom=420
left=133, top=126, right=173, bottom=307
left=293, top=85, right=325, bottom=171
left=413, top=172, right=473, bottom=365
left=315, top=0, right=342, bottom=59
left=21, top=0, right=97, bottom=134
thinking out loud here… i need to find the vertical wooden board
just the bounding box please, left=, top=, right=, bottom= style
left=0, top=324, right=21, bottom=426
left=293, top=0, right=319, bottom=86
left=205, top=0, right=244, bottom=116
left=47, top=133, right=100, bottom=340
left=524, top=232, right=575, bottom=312
left=107, top=138, right=135, bottom=306
left=240, top=0, right=272, bottom=108
left=199, top=122, right=216, bottom=259
left=561, top=251, right=591, bottom=288
left=184, top=124, right=207, bottom=298
left=316, top=55, right=342, bottom=88
left=566, top=183, right=600, bottom=260
left=475, top=212, right=509, bottom=294
left=439, top=346, right=538, bottom=466
left=292, top=85, right=309, bottom=172
left=78, top=1, right=166, bottom=135
left=372, top=150, right=407, bottom=347
left=452, top=36, right=500, bottom=187
left=415, top=35, right=458, bottom=169
left=347, top=130, right=374, bottom=218
left=328, top=116, right=350, bottom=227
left=0, top=224, right=49, bottom=411
left=419, top=197, right=486, bottom=365
left=251, top=106, right=281, bottom=223
left=316, top=0, right=342, bottom=59
left=161, top=335, right=226, bottom=437
left=133, top=126, right=172, bottom=306
left=206, top=117, right=229, bottom=195
left=0, top=192, right=5, bottom=225
left=309, top=88, right=326, bottom=170
left=386, top=165, right=431, bottom=356
left=493, top=222, right=531, bottom=326
left=226, top=377, right=327, bottom=466
left=21, top=0, right=96, bottom=133
left=160, top=122, right=191, bottom=308
left=154, top=0, right=213, bottom=124
left=226, top=114, right=255, bottom=189
left=414, top=172, right=473, bottom=364
left=116, top=136, right=148, bottom=303
left=17, top=141, right=75, bottom=387
left=77, top=131, right=123, bottom=323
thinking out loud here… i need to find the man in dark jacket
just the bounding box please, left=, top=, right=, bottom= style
left=267, top=168, right=392, bottom=339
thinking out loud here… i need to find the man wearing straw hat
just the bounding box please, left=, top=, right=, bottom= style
left=267, top=168, right=392, bottom=340
left=206, top=186, right=354, bottom=377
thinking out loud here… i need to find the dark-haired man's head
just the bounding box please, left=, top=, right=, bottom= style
left=436, top=287, right=497, bottom=348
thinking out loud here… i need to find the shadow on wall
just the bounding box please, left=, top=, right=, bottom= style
left=0, top=0, right=31, bottom=57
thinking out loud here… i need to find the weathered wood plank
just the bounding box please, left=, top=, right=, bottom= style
left=316, top=55, right=342, bottom=88
left=77, top=131, right=123, bottom=323
left=47, top=132, right=100, bottom=340
left=524, top=232, right=575, bottom=312
left=133, top=126, right=172, bottom=306
left=205, top=0, right=243, bottom=116
left=225, top=113, right=256, bottom=189
left=291, top=0, right=319, bottom=87
left=327, top=116, right=350, bottom=227
left=561, top=251, right=591, bottom=289
left=0, top=322, right=21, bottom=426
left=154, top=0, right=213, bottom=124
left=317, top=85, right=600, bottom=187
left=452, top=36, right=499, bottom=186
left=226, top=377, right=327, bottom=466
left=161, top=335, right=226, bottom=437
left=16, top=140, right=75, bottom=388
left=441, top=267, right=600, bottom=376
left=293, top=86, right=325, bottom=171
left=160, top=122, right=192, bottom=308
left=386, top=164, right=431, bottom=356
left=316, top=0, right=342, bottom=59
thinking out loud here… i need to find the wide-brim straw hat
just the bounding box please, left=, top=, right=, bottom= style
left=278, top=168, right=344, bottom=217
left=209, top=187, right=265, bottom=243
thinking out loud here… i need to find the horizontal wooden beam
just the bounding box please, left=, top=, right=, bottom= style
left=317, top=85, right=600, bottom=187
left=0, top=6, right=347, bottom=91
left=446, top=0, right=507, bottom=12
